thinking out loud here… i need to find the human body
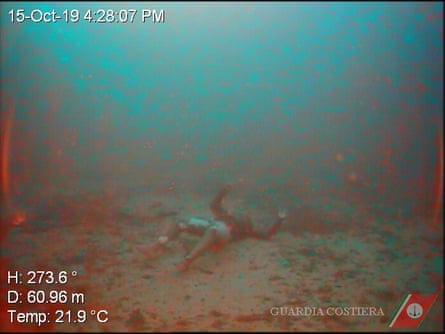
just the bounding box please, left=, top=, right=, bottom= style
left=137, top=184, right=287, bottom=271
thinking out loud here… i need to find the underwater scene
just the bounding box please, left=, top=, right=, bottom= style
left=0, top=1, right=443, bottom=332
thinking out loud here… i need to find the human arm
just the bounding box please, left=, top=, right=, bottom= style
left=210, top=183, right=234, bottom=221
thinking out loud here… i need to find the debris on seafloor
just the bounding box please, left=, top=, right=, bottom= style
left=235, top=310, right=274, bottom=323
left=125, top=308, right=146, bottom=330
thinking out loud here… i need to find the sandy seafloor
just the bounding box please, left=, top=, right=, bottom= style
left=1, top=185, right=443, bottom=332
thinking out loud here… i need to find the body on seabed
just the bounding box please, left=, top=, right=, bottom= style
left=137, top=183, right=287, bottom=272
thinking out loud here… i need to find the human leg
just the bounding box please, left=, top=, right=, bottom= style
left=175, top=221, right=231, bottom=272
left=175, top=228, right=220, bottom=271
left=136, top=220, right=182, bottom=257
